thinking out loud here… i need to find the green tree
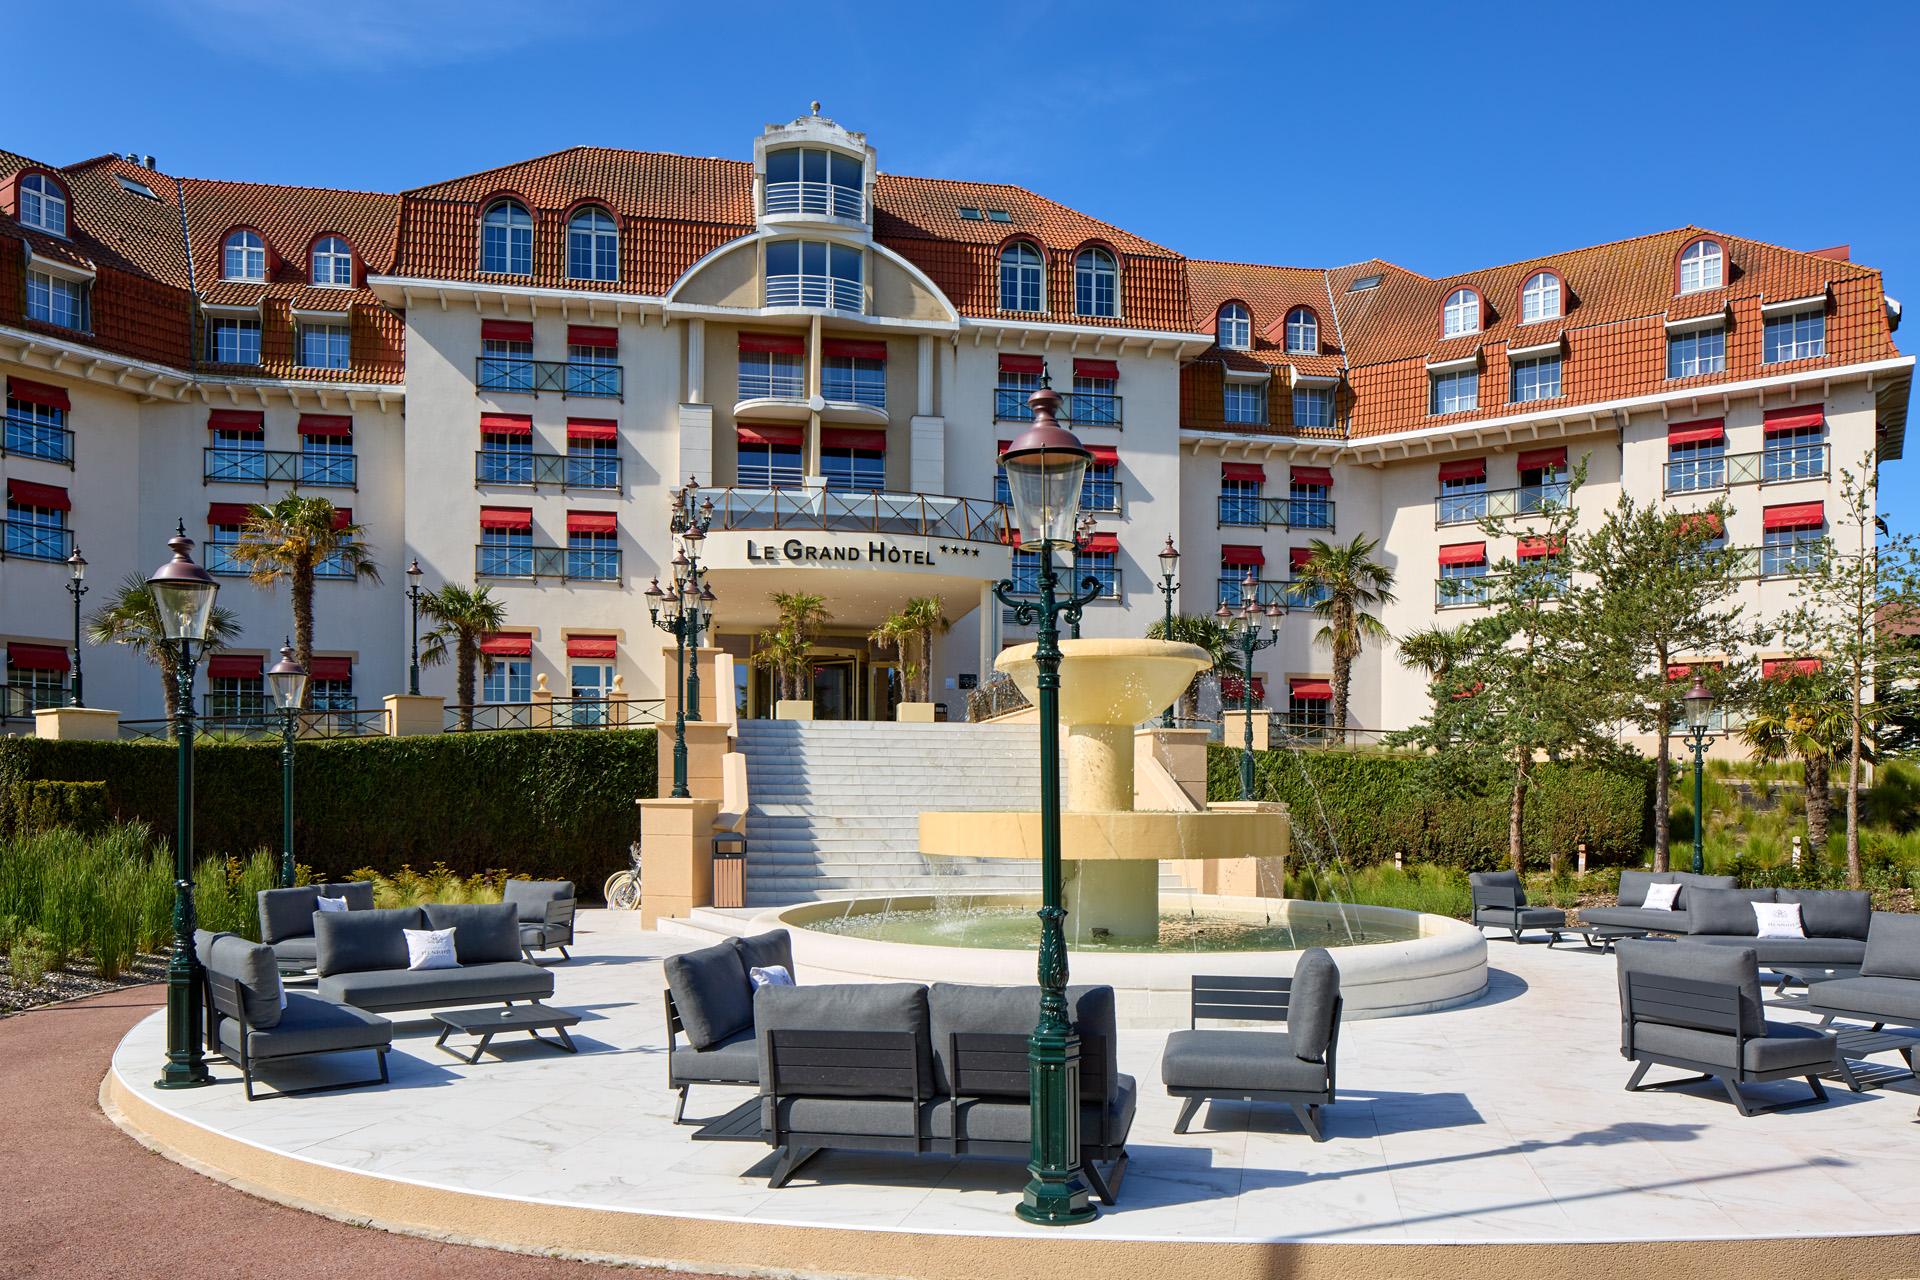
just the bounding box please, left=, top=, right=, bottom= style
left=1738, top=668, right=1853, bottom=855
left=85, top=573, right=243, bottom=718
left=229, top=496, right=380, bottom=701
left=419, top=583, right=509, bottom=726
left=1396, top=623, right=1474, bottom=683
left=1290, top=534, right=1395, bottom=733
left=1145, top=613, right=1244, bottom=721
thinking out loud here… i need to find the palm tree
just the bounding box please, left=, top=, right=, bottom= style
left=419, top=583, right=508, bottom=726
left=753, top=623, right=811, bottom=701
left=1397, top=623, right=1474, bottom=683
left=86, top=573, right=243, bottom=718
left=1145, top=613, right=1244, bottom=721
left=229, top=496, right=380, bottom=702
left=868, top=610, right=914, bottom=704
left=1291, top=534, right=1396, bottom=732
left=1739, top=672, right=1854, bottom=854
left=899, top=595, right=951, bottom=701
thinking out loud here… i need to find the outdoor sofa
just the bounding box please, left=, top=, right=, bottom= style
left=197, top=929, right=392, bottom=1101
left=1807, top=913, right=1920, bottom=1032
left=1467, top=871, right=1568, bottom=944
left=1577, top=870, right=1738, bottom=934
left=256, top=882, right=375, bottom=971
left=503, top=879, right=577, bottom=963
left=313, top=904, right=554, bottom=1015
left=1674, top=887, right=1871, bottom=973
left=663, top=929, right=795, bottom=1123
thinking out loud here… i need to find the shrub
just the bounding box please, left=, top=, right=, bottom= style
left=346, top=863, right=508, bottom=909
left=3, top=780, right=110, bottom=839
left=8, top=927, right=55, bottom=988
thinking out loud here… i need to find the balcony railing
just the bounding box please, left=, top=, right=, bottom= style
left=820, top=373, right=887, bottom=409
left=1664, top=444, right=1830, bottom=493
left=1435, top=575, right=1494, bottom=608
left=475, top=544, right=621, bottom=581
left=1, top=521, right=74, bottom=563
left=204, top=447, right=357, bottom=489
left=475, top=357, right=623, bottom=400
left=120, top=706, right=390, bottom=741
left=206, top=542, right=358, bottom=580
left=763, top=180, right=864, bottom=221
left=1728, top=544, right=1826, bottom=580
left=474, top=450, right=621, bottom=490
left=995, top=388, right=1122, bottom=427
left=737, top=370, right=807, bottom=401
left=702, top=487, right=1009, bottom=543
left=1215, top=496, right=1336, bottom=530
left=443, top=698, right=664, bottom=732
left=1, top=682, right=65, bottom=721
left=1434, top=482, right=1570, bottom=525
left=766, top=274, right=863, bottom=312
left=1217, top=577, right=1330, bottom=610
left=3, top=414, right=74, bottom=465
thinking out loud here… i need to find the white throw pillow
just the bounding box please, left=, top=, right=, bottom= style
left=1753, top=901, right=1806, bottom=939
left=1641, top=882, right=1682, bottom=912
left=750, top=964, right=795, bottom=990
left=403, top=927, right=460, bottom=971
left=314, top=895, right=350, bottom=914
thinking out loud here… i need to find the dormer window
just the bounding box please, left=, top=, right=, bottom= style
left=223, top=230, right=266, bottom=282
left=1075, top=248, right=1117, bottom=318
left=18, top=174, right=67, bottom=236
left=482, top=199, right=533, bottom=275
left=567, top=206, right=619, bottom=282
left=1217, top=302, right=1251, bottom=350
left=1285, top=307, right=1318, bottom=355
left=1520, top=271, right=1562, bottom=323
left=999, top=242, right=1043, bottom=313
left=1442, top=288, right=1481, bottom=338
left=765, top=147, right=864, bottom=220
left=1678, top=238, right=1723, bottom=294
left=311, top=235, right=353, bottom=287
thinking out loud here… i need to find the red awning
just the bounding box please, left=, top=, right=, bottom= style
left=479, top=506, right=532, bottom=530
left=480, top=413, right=532, bottom=436
left=1291, top=465, right=1333, bottom=486
left=1763, top=502, right=1824, bottom=530
left=481, top=319, right=533, bottom=343
left=7, top=377, right=70, bottom=411
left=1672, top=511, right=1725, bottom=537
left=567, top=418, right=618, bottom=440
left=1289, top=678, right=1333, bottom=700
left=1221, top=462, right=1265, bottom=483
left=1763, top=657, right=1822, bottom=679
left=307, top=657, right=352, bottom=681
left=1080, top=532, right=1119, bottom=555
left=7, top=479, right=69, bottom=510
left=822, top=428, right=887, bottom=452
left=331, top=507, right=353, bottom=531
left=207, top=502, right=252, bottom=525
left=823, top=338, right=887, bottom=360
left=1073, top=358, right=1119, bottom=380
left=1667, top=660, right=1725, bottom=681
left=1668, top=418, right=1725, bottom=445
left=1085, top=444, right=1119, bottom=466
left=567, top=510, right=617, bottom=534
left=1438, top=542, right=1486, bottom=566
left=207, top=654, right=261, bottom=679
left=567, top=324, right=618, bottom=349
left=1516, top=445, right=1567, bottom=472
left=1290, top=547, right=1314, bottom=570
left=1438, top=458, right=1486, bottom=482
left=478, top=633, right=532, bottom=657
left=999, top=354, right=1045, bottom=375
left=8, top=642, right=69, bottom=672
left=1219, top=544, right=1265, bottom=566
left=1220, top=676, right=1266, bottom=704
left=738, top=424, right=802, bottom=446
left=1516, top=536, right=1563, bottom=559
left=207, top=409, right=264, bottom=433
left=297, top=414, right=353, bottom=438
left=566, top=635, right=617, bottom=659
left=739, top=332, right=804, bottom=355
left=1765, top=405, right=1826, bottom=434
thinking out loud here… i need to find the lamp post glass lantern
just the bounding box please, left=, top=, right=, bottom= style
left=268, top=641, right=308, bottom=889
left=650, top=483, right=715, bottom=801
left=147, top=523, right=219, bottom=1089
left=1156, top=536, right=1179, bottom=728
left=1221, top=572, right=1282, bottom=801
left=1681, top=678, right=1715, bottom=876
left=994, top=379, right=1102, bottom=1226
left=405, top=558, right=424, bottom=697
left=65, top=546, right=87, bottom=706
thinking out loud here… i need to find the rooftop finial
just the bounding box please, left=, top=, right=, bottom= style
left=810, top=100, right=821, bottom=116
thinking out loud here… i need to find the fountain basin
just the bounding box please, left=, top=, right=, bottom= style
left=995, top=638, right=1209, bottom=726
left=918, top=809, right=1287, bottom=862
left=764, top=893, right=1488, bottom=1028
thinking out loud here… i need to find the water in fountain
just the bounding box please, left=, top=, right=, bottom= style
left=1264, top=733, right=1364, bottom=945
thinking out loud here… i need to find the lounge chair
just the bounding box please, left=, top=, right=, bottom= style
left=503, top=879, right=577, bottom=963
left=203, top=933, right=392, bottom=1101
left=1468, top=870, right=1568, bottom=944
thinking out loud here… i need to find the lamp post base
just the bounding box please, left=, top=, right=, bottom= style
left=155, top=1061, right=211, bottom=1090
left=1016, top=1024, right=1097, bottom=1226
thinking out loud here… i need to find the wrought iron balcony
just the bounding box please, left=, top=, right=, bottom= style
left=994, top=388, right=1122, bottom=427
left=0, top=521, right=74, bottom=563
left=204, top=446, right=356, bottom=489
left=763, top=180, right=864, bottom=221
left=1664, top=444, right=1829, bottom=494
left=475, top=356, right=623, bottom=400
left=442, top=698, right=664, bottom=732
left=766, top=274, right=863, bottom=312
left=1, top=681, right=65, bottom=721
left=120, top=705, right=390, bottom=740
left=702, top=486, right=1008, bottom=543
left=474, top=450, right=621, bottom=490
left=1216, top=577, right=1330, bottom=610
left=1215, top=495, right=1335, bottom=530
left=206, top=541, right=359, bottom=580
left=1434, top=483, right=1570, bottom=526
left=3, top=413, right=74, bottom=465
left=475, top=544, right=622, bottom=582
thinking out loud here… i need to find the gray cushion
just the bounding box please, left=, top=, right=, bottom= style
left=663, top=941, right=752, bottom=1051
left=501, top=880, right=573, bottom=924
left=1581, top=906, right=1689, bottom=932
left=670, top=1026, right=761, bottom=1085
left=258, top=887, right=325, bottom=945
left=927, top=983, right=1117, bottom=1098
left=269, top=937, right=318, bottom=966
left=1617, top=871, right=1660, bottom=908
left=1808, top=975, right=1920, bottom=1024
left=520, top=923, right=556, bottom=948
left=1475, top=905, right=1568, bottom=929
left=1685, top=888, right=1777, bottom=937
left=1632, top=1019, right=1835, bottom=1075
left=194, top=928, right=231, bottom=968
left=769, top=1097, right=937, bottom=1140
left=756, top=982, right=933, bottom=1104
left=314, top=908, right=425, bottom=976
left=1618, top=939, right=1766, bottom=1038
left=1777, top=889, right=1872, bottom=940
left=1288, top=949, right=1341, bottom=1063
left=1671, top=872, right=1739, bottom=906
left=324, top=881, right=375, bottom=911
left=207, top=934, right=285, bottom=1029
left=1692, top=935, right=1866, bottom=966
left=220, top=991, right=391, bottom=1060
left=317, top=960, right=552, bottom=1011
left=733, top=929, right=796, bottom=979
left=1161, top=1028, right=1331, bottom=1094
left=422, top=902, right=522, bottom=964
left=931, top=1075, right=1136, bottom=1147
left=1862, top=913, right=1920, bottom=981
left=1469, top=870, right=1526, bottom=905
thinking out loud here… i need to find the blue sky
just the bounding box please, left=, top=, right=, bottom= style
left=14, top=1, right=1919, bottom=526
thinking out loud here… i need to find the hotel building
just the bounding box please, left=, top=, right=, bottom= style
left=0, top=111, right=1908, bottom=732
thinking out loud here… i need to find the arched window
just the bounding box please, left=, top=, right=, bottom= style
left=1074, top=248, right=1117, bottom=318
left=19, top=173, right=67, bottom=236
left=1217, top=302, right=1251, bottom=350
left=1678, top=239, right=1723, bottom=294
left=1442, top=287, right=1481, bottom=338
left=1285, top=306, right=1319, bottom=354
left=999, top=242, right=1043, bottom=312
left=1520, top=271, right=1561, bottom=323
left=223, top=229, right=266, bottom=281
left=311, top=235, right=353, bottom=287
left=482, top=199, right=532, bottom=275
left=567, top=206, right=619, bottom=282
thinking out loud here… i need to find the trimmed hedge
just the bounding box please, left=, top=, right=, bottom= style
left=4, top=780, right=111, bottom=838
left=1208, top=745, right=1652, bottom=871
left=0, top=730, right=656, bottom=892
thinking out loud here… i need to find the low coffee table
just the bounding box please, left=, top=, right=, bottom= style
left=1553, top=924, right=1658, bottom=953
left=433, top=1004, right=580, bottom=1064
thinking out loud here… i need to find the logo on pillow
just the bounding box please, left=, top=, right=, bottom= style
left=1641, top=882, right=1682, bottom=912
left=750, top=964, right=796, bottom=989
left=403, top=927, right=461, bottom=971
left=314, top=895, right=350, bottom=914
left=1752, top=901, right=1806, bottom=940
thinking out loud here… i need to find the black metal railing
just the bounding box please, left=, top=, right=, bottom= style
left=205, top=542, right=359, bottom=580
left=1217, top=577, right=1331, bottom=610
left=702, top=487, right=1009, bottom=543
left=121, top=707, right=389, bottom=741
left=475, top=357, right=623, bottom=400
left=442, top=698, right=664, bottom=732
left=203, top=447, right=357, bottom=489
left=475, top=544, right=622, bottom=581
left=474, top=450, right=622, bottom=490
left=1664, top=444, right=1830, bottom=493
left=1, top=682, right=66, bottom=721
left=1435, top=575, right=1496, bottom=608
left=1214, top=495, right=1335, bottom=530
left=3, top=414, right=75, bottom=465
left=0, top=521, right=75, bottom=563
left=994, top=388, right=1122, bottom=427
left=1434, top=482, right=1570, bottom=525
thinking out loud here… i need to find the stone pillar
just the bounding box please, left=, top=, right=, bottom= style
left=530, top=673, right=553, bottom=729
left=657, top=721, right=731, bottom=803
left=383, top=694, right=444, bottom=737
left=1223, top=709, right=1271, bottom=752
left=638, top=797, right=721, bottom=928
left=661, top=646, right=723, bottom=722
left=33, top=706, right=120, bottom=740
left=1062, top=721, right=1156, bottom=941
left=1134, top=727, right=1212, bottom=810
left=909, top=416, right=946, bottom=495
left=677, top=403, right=714, bottom=489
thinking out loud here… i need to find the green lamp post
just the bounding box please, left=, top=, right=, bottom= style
left=1156, top=536, right=1179, bottom=728
left=267, top=641, right=308, bottom=889
left=404, top=558, right=425, bottom=697
left=1219, top=571, right=1283, bottom=801
left=993, top=378, right=1102, bottom=1227
left=1681, top=678, right=1716, bottom=876
left=148, top=523, right=219, bottom=1090
left=65, top=546, right=87, bottom=706
left=647, top=528, right=716, bottom=801
left=670, top=480, right=714, bottom=723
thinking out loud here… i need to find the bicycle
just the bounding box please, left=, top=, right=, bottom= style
left=603, top=840, right=642, bottom=911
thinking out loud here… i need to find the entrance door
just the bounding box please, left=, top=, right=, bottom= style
left=811, top=657, right=858, bottom=720
left=870, top=662, right=904, bottom=721
left=568, top=662, right=614, bottom=727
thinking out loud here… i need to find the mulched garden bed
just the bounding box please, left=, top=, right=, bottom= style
left=0, top=952, right=167, bottom=1017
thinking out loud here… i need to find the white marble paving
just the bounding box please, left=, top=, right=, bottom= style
left=110, top=909, right=1920, bottom=1245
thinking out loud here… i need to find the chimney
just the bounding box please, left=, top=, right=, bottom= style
left=143, top=155, right=156, bottom=170
left=124, top=152, right=138, bottom=164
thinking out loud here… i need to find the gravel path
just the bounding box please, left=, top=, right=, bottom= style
left=0, top=983, right=716, bottom=1279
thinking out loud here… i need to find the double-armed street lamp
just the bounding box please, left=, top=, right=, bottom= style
left=1156, top=536, right=1179, bottom=728
left=147, top=524, right=219, bottom=1090
left=647, top=483, right=717, bottom=801
left=993, top=377, right=1103, bottom=1226
left=267, top=641, right=308, bottom=888
left=65, top=547, right=87, bottom=706
left=1681, top=678, right=1717, bottom=876
left=405, top=558, right=425, bottom=697
left=1218, top=570, right=1283, bottom=801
